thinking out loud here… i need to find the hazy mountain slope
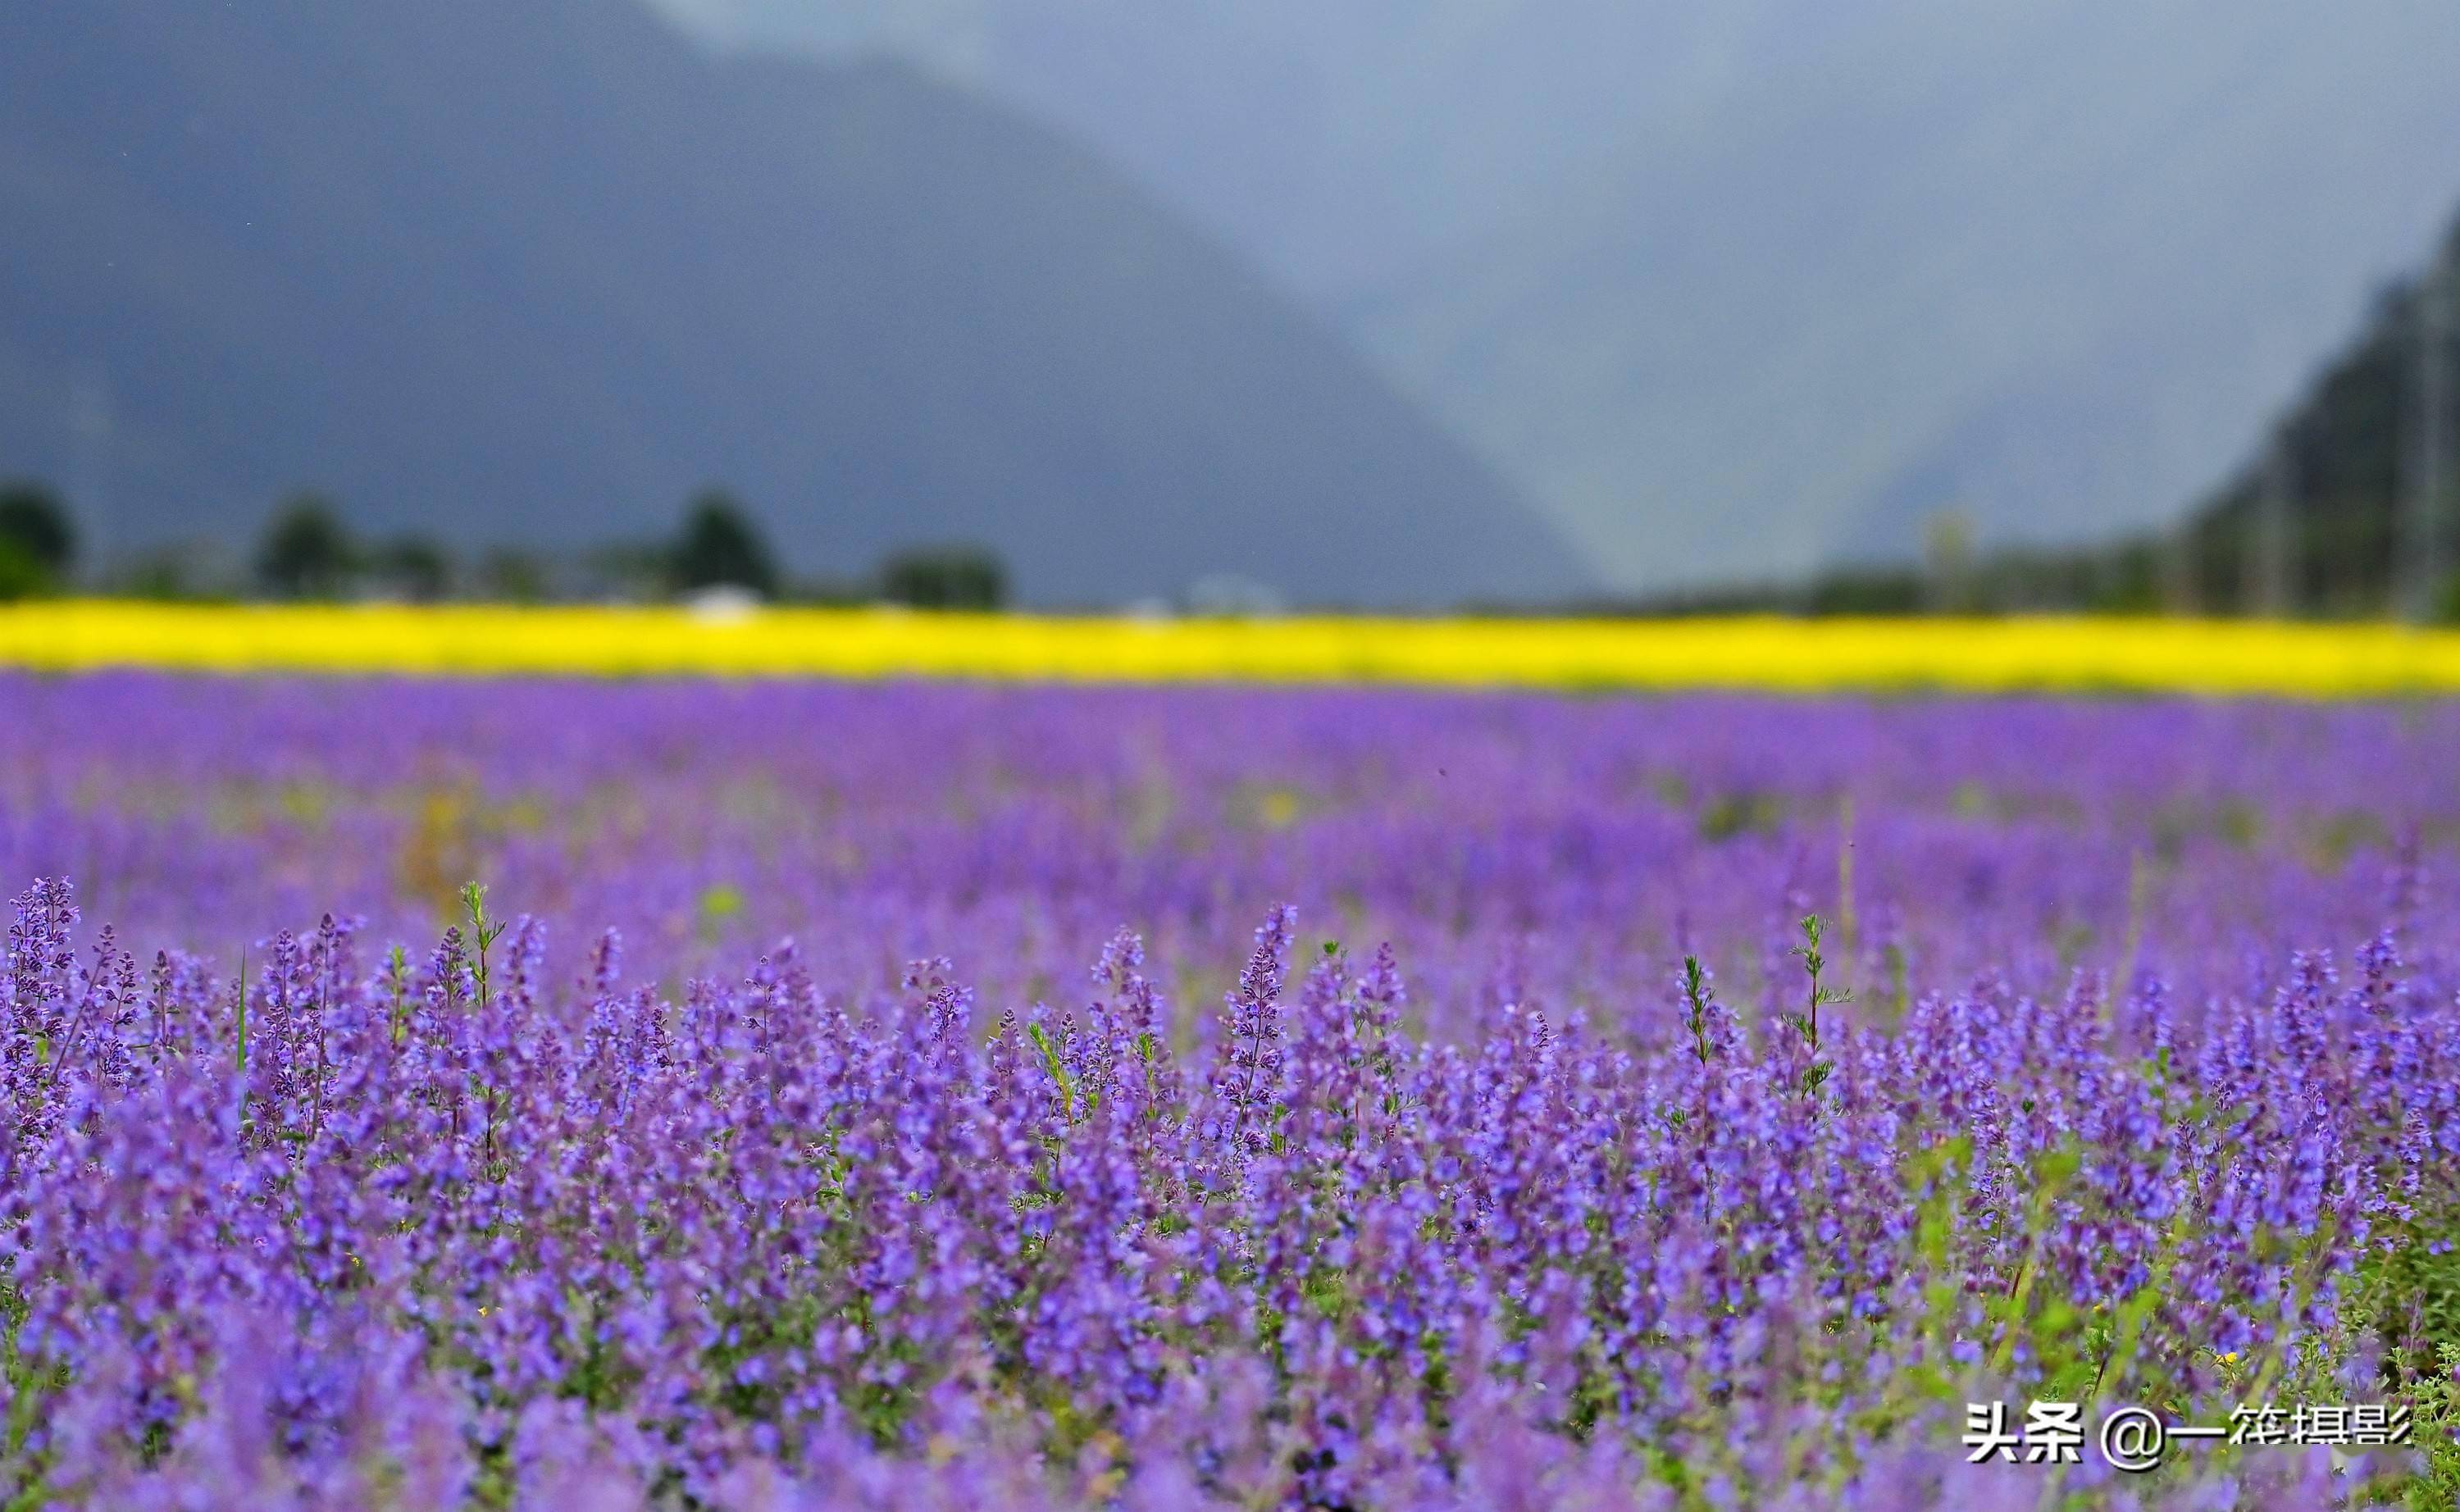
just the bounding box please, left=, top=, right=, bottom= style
left=2165, top=217, right=2460, bottom=617
left=660, top=0, right=2460, bottom=589
left=0, top=0, right=1582, bottom=606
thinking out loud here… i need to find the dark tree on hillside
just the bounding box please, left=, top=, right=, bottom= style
left=879, top=545, right=1008, bottom=610
left=669, top=491, right=778, bottom=598
left=256, top=495, right=358, bottom=599
left=0, top=481, right=76, bottom=592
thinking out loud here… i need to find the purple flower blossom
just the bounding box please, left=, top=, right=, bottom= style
left=0, top=679, right=2453, bottom=1507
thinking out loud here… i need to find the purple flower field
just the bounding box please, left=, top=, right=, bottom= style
left=2, top=676, right=2458, bottom=1509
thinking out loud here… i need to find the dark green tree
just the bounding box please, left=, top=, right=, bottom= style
left=879, top=544, right=1007, bottom=610
left=0, top=481, right=75, bottom=596
left=0, top=542, right=45, bottom=601
left=668, top=491, right=778, bottom=598
left=255, top=494, right=358, bottom=599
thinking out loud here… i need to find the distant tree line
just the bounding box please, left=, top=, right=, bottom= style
left=0, top=481, right=1006, bottom=610
left=1574, top=537, right=2172, bottom=621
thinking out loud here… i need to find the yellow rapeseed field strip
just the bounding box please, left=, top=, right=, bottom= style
left=3, top=601, right=2460, bottom=695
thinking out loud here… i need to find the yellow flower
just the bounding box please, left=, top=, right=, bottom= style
left=4, top=603, right=2457, bottom=695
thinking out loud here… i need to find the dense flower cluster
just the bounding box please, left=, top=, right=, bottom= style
left=1, top=678, right=2458, bottom=1508
left=9, top=677, right=2456, bottom=1022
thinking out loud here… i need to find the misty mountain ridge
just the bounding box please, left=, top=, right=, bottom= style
left=0, top=0, right=1583, bottom=608
left=666, top=0, right=2460, bottom=591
